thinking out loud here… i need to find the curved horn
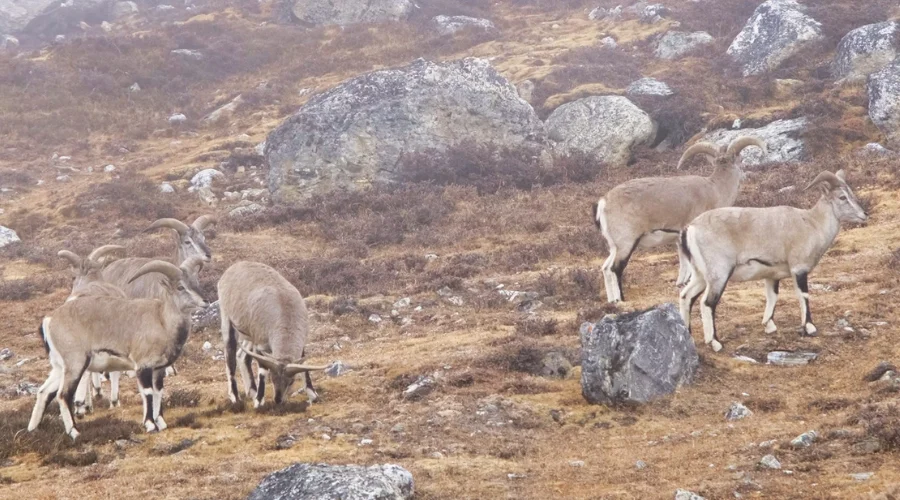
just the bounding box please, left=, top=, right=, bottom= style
left=677, top=142, right=723, bottom=169
left=192, top=215, right=217, bottom=232
left=803, top=171, right=843, bottom=192
left=146, top=218, right=189, bottom=236
left=128, top=260, right=183, bottom=284
left=58, top=250, right=82, bottom=269
left=87, top=245, right=126, bottom=264
left=725, top=136, right=767, bottom=161
left=240, top=347, right=282, bottom=372
left=284, top=362, right=332, bottom=378
left=180, top=256, right=206, bottom=277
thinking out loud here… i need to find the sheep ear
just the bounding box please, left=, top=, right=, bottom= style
left=835, top=169, right=846, bottom=182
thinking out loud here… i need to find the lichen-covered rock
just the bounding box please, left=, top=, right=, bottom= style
left=247, top=463, right=414, bottom=500
left=580, top=303, right=698, bottom=405
left=700, top=117, right=807, bottom=165
left=0, top=0, right=57, bottom=35
left=289, top=0, right=413, bottom=27
left=431, top=15, right=497, bottom=36
left=0, top=34, right=18, bottom=49
left=111, top=0, right=137, bottom=19
left=626, top=77, right=674, bottom=97
left=727, top=0, right=823, bottom=77
left=640, top=4, right=668, bottom=24
left=655, top=31, right=713, bottom=60
left=2, top=0, right=108, bottom=38
left=266, top=58, right=546, bottom=202
left=868, top=59, right=900, bottom=144
left=0, top=226, right=20, bottom=248
left=545, top=96, right=655, bottom=166
left=833, top=21, right=899, bottom=81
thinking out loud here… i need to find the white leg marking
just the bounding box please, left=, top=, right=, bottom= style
left=109, top=371, right=121, bottom=407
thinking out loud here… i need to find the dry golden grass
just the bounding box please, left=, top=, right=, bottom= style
left=3, top=1, right=900, bottom=499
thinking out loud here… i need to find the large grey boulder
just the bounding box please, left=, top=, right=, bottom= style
left=655, top=31, right=713, bottom=60
left=545, top=96, right=655, bottom=166
left=247, top=463, right=414, bottom=500
left=265, top=57, right=546, bottom=202
left=289, top=0, right=413, bottom=27
left=580, top=303, right=699, bottom=405
left=868, top=59, right=900, bottom=144
left=727, top=0, right=823, bottom=77
left=0, top=226, right=20, bottom=248
left=700, top=117, right=807, bottom=165
left=833, top=21, right=900, bottom=82
left=2, top=0, right=109, bottom=37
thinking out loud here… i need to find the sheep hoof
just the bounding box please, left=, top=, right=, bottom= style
left=253, top=399, right=262, bottom=409
left=144, top=420, right=159, bottom=433
left=155, top=416, right=167, bottom=431
left=68, top=429, right=80, bottom=441
left=764, top=320, right=777, bottom=334
left=306, top=389, right=319, bottom=403
left=710, top=340, right=723, bottom=352
left=803, top=323, right=818, bottom=337
left=109, top=399, right=120, bottom=408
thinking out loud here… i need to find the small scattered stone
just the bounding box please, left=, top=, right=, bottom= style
left=447, top=296, right=464, bottom=306
left=569, top=460, right=585, bottom=468
left=790, top=430, right=818, bottom=448
left=767, top=351, right=818, bottom=366
left=850, top=472, right=874, bottom=481
left=275, top=435, right=296, bottom=450
left=391, top=423, right=406, bottom=433
left=56, top=175, right=71, bottom=182
left=675, top=490, right=706, bottom=500
left=424, top=253, right=438, bottom=262
left=202, top=341, right=213, bottom=352
left=733, top=355, right=759, bottom=364
left=725, top=402, right=753, bottom=421
left=758, top=440, right=777, bottom=449
left=15, top=381, right=39, bottom=396
left=429, top=451, right=444, bottom=459
left=758, top=454, right=781, bottom=470
left=0, top=226, right=20, bottom=248
left=101, top=21, right=113, bottom=32
left=103, top=164, right=116, bottom=173
left=368, top=314, right=383, bottom=324
left=403, top=376, right=435, bottom=400
left=359, top=438, right=374, bottom=446
left=325, top=361, right=348, bottom=377
left=507, top=473, right=526, bottom=480
left=168, top=113, right=187, bottom=125
left=229, top=203, right=264, bottom=218
left=393, top=297, right=411, bottom=309
left=635, top=460, right=648, bottom=470
left=0, top=349, right=12, bottom=361
left=600, top=36, right=618, bottom=49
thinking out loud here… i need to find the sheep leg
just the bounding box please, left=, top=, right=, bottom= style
left=609, top=241, right=638, bottom=303
left=91, top=372, right=103, bottom=398
left=58, top=359, right=89, bottom=440
left=792, top=271, right=817, bottom=336
left=304, top=372, right=319, bottom=403
left=762, top=279, right=780, bottom=334
left=108, top=371, right=121, bottom=408
left=137, top=368, right=158, bottom=433
left=74, top=372, right=93, bottom=417
left=601, top=248, right=618, bottom=303
left=238, top=341, right=257, bottom=399
left=699, top=276, right=729, bottom=353
left=253, top=367, right=267, bottom=409
left=679, top=274, right=705, bottom=334
left=152, top=369, right=166, bottom=431
left=28, top=367, right=61, bottom=432
left=222, top=317, right=241, bottom=404
left=675, top=242, right=692, bottom=287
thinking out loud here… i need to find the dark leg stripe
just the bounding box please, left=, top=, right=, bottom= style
left=257, top=375, right=266, bottom=402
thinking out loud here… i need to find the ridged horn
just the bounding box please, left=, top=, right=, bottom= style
left=58, top=250, right=82, bottom=268
left=180, top=256, right=206, bottom=276
left=192, top=215, right=217, bottom=232
left=240, top=347, right=281, bottom=372
left=146, top=218, right=189, bottom=236
left=87, top=245, right=126, bottom=264
left=803, top=171, right=843, bottom=192
left=128, top=260, right=183, bottom=284
left=677, top=142, right=723, bottom=169
left=284, top=362, right=331, bottom=377
left=725, top=136, right=767, bottom=160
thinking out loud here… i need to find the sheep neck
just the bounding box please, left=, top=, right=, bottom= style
left=708, top=163, right=742, bottom=206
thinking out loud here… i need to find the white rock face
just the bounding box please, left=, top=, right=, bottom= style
left=0, top=0, right=56, bottom=35
left=655, top=31, right=713, bottom=60
left=833, top=21, right=899, bottom=81
left=727, top=0, right=824, bottom=76
left=545, top=96, right=656, bottom=166
left=203, top=95, right=243, bottom=125
left=111, top=1, right=138, bottom=19
left=626, top=77, right=674, bottom=97
left=0, top=34, right=19, bottom=50
left=290, top=0, right=414, bottom=27
left=168, top=113, right=187, bottom=124
left=0, top=226, right=20, bottom=247
left=159, top=182, right=175, bottom=193
left=868, top=59, right=900, bottom=144
left=701, top=117, right=808, bottom=165
left=431, top=15, right=497, bottom=36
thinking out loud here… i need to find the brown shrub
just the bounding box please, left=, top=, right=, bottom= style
left=850, top=403, right=900, bottom=452
left=515, top=317, right=558, bottom=337
left=167, top=389, right=203, bottom=408
left=70, top=172, right=179, bottom=222
left=0, top=275, right=66, bottom=301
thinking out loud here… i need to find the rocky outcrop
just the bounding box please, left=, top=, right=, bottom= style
left=700, top=117, right=808, bottom=165
left=834, top=21, right=900, bottom=82
left=1, top=0, right=109, bottom=37
left=247, top=463, right=414, bottom=500
left=288, top=0, right=413, bottom=27
left=265, top=58, right=546, bottom=202
left=868, top=59, right=900, bottom=144
left=655, top=31, right=713, bottom=60
left=0, top=226, right=20, bottom=248
left=580, top=303, right=698, bottom=405
left=727, top=0, right=823, bottom=77
left=545, top=96, right=655, bottom=166
left=0, top=0, right=56, bottom=35
left=431, top=15, right=497, bottom=36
